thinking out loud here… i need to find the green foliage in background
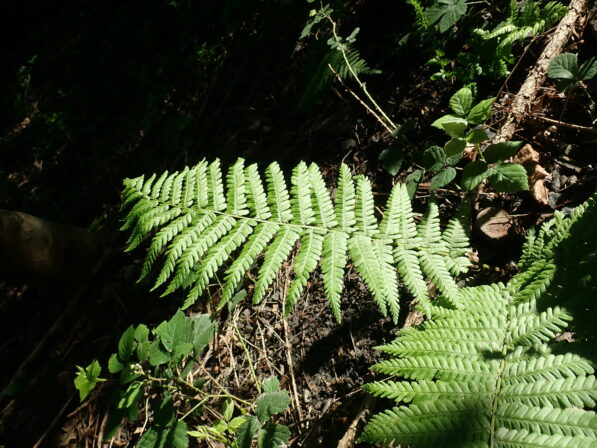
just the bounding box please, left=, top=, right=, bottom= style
left=75, top=311, right=216, bottom=445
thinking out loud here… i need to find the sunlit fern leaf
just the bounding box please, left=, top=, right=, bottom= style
left=286, top=229, right=324, bottom=311
left=360, top=193, right=597, bottom=447
left=372, top=238, right=400, bottom=323
left=252, top=226, right=301, bottom=304
left=219, top=222, right=279, bottom=309
left=321, top=231, right=348, bottom=322
left=334, top=163, right=356, bottom=233
left=121, top=158, right=472, bottom=321
left=290, top=162, right=314, bottom=226
left=349, top=235, right=389, bottom=317
left=308, top=163, right=337, bottom=229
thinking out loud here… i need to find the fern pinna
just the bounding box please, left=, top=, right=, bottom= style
left=120, top=158, right=470, bottom=322
left=360, top=194, right=597, bottom=447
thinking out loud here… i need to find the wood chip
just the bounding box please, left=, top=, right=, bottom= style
left=476, top=207, right=511, bottom=240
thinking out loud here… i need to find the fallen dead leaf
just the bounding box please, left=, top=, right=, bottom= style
left=512, top=144, right=550, bottom=204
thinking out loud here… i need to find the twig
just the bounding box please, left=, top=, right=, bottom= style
left=533, top=115, right=597, bottom=132
left=328, top=64, right=394, bottom=134
left=325, top=14, right=398, bottom=133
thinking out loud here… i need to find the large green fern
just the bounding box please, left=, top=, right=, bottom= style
left=120, top=159, right=471, bottom=323
left=360, top=193, right=597, bottom=447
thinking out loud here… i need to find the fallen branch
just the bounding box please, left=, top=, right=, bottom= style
left=494, top=0, right=590, bottom=142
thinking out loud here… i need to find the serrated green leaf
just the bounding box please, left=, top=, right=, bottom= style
left=136, top=341, right=150, bottom=363
left=467, top=98, right=495, bottom=124
left=118, top=325, right=135, bottom=362
left=229, top=416, right=247, bottom=431
left=256, top=391, right=291, bottom=423
left=579, top=57, right=597, bottom=81
left=222, top=398, right=234, bottom=421
left=149, top=341, right=171, bottom=366
left=134, top=324, right=149, bottom=343
left=421, top=145, right=446, bottom=171
left=167, top=421, right=189, bottom=448
left=484, top=141, right=523, bottom=164
left=236, top=416, right=261, bottom=448
left=467, top=128, right=489, bottom=143
left=74, top=360, right=105, bottom=402
left=431, top=114, right=463, bottom=130
left=137, top=428, right=163, bottom=448
left=449, top=87, right=473, bottom=116
left=461, top=160, right=488, bottom=190
left=379, top=147, right=404, bottom=176
left=108, top=353, right=124, bottom=373
left=406, top=169, right=424, bottom=199
left=432, top=116, right=468, bottom=138
left=445, top=138, right=466, bottom=165
left=156, top=310, right=193, bottom=355
left=426, top=0, right=467, bottom=33
left=258, top=423, right=291, bottom=448
left=191, top=314, right=216, bottom=356
left=172, top=342, right=193, bottom=362
left=117, top=381, right=143, bottom=410
left=548, top=53, right=578, bottom=80
left=430, top=167, right=457, bottom=190
left=263, top=376, right=281, bottom=393
left=488, top=163, right=529, bottom=192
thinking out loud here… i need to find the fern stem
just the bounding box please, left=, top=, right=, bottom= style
left=326, top=15, right=398, bottom=133
left=328, top=63, right=395, bottom=135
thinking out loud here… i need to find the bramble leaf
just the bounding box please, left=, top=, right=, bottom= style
left=461, top=161, right=488, bottom=190
left=488, top=163, right=529, bottom=192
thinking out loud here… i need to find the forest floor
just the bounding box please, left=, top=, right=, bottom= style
left=1, top=2, right=597, bottom=447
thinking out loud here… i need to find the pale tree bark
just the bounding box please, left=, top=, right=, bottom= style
left=495, top=0, right=591, bottom=142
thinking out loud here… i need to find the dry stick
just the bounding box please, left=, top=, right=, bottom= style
left=534, top=114, right=597, bottom=132
left=327, top=17, right=398, bottom=133
left=328, top=64, right=395, bottom=135
left=281, top=281, right=304, bottom=424
left=494, top=0, right=590, bottom=142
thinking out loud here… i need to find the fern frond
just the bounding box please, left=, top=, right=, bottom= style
left=121, top=159, right=471, bottom=321
left=361, top=193, right=597, bottom=447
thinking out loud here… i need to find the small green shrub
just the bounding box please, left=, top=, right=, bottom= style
left=409, top=86, right=528, bottom=193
